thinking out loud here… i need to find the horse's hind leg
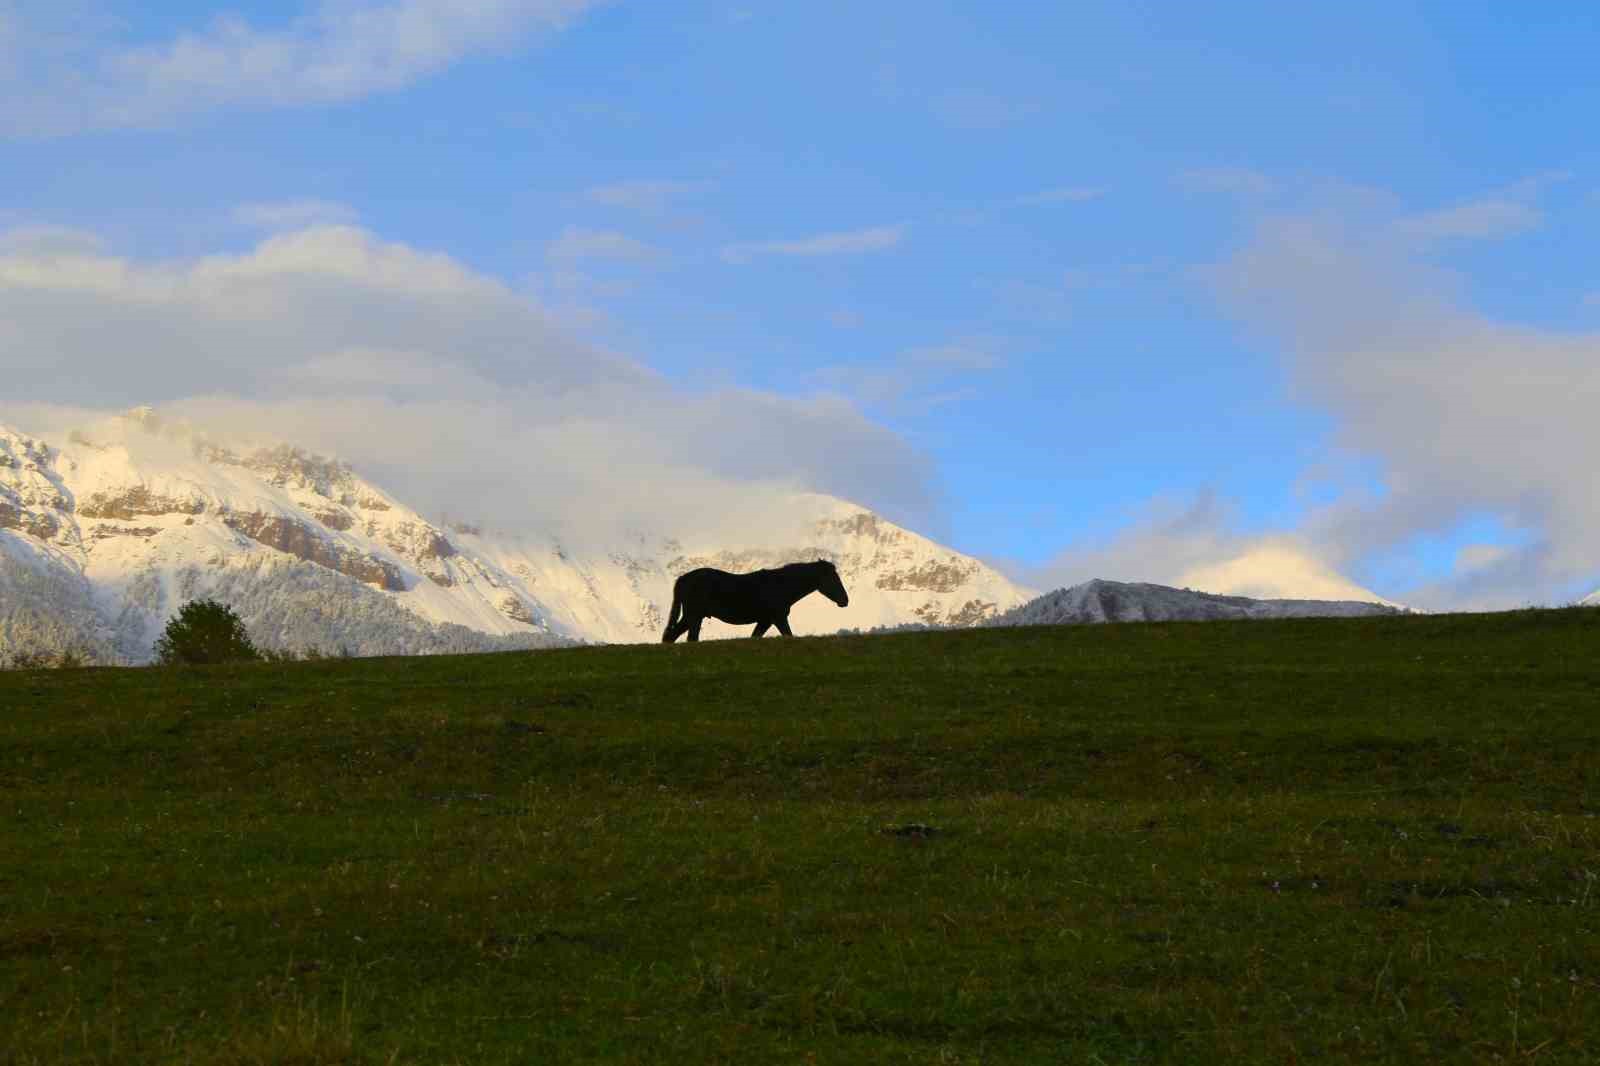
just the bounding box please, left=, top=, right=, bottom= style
left=752, top=621, right=771, bottom=638
left=774, top=615, right=793, bottom=637
left=662, top=587, right=687, bottom=642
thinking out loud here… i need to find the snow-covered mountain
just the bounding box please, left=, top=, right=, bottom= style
left=0, top=410, right=1033, bottom=663
left=988, top=578, right=1404, bottom=628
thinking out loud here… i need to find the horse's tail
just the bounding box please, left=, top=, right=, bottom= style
left=662, top=577, right=685, bottom=642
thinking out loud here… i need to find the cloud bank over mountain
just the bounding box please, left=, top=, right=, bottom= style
left=1208, top=185, right=1600, bottom=609
left=0, top=223, right=936, bottom=545
left=6, top=184, right=1598, bottom=611
left=1027, top=493, right=1393, bottom=607
left=1025, top=178, right=1600, bottom=611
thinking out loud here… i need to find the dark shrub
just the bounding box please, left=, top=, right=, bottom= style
left=154, top=599, right=261, bottom=666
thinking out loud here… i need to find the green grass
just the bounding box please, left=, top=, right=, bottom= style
left=3, top=609, right=1599, bottom=1064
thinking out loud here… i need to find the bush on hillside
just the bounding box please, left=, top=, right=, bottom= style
left=0, top=647, right=90, bottom=670
left=154, top=599, right=261, bottom=666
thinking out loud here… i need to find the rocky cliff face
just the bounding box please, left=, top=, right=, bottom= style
left=219, top=513, right=409, bottom=591
left=77, top=486, right=207, bottom=520
left=0, top=412, right=1034, bottom=661
left=0, top=432, right=76, bottom=544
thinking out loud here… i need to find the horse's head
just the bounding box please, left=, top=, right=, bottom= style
left=815, top=560, right=849, bottom=607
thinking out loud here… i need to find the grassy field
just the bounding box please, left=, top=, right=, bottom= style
left=2, top=609, right=1599, bottom=1064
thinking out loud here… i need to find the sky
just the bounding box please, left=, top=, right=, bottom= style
left=3, top=1, right=1600, bottom=609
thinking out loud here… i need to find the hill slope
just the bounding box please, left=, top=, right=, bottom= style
left=3, top=609, right=1598, bottom=1062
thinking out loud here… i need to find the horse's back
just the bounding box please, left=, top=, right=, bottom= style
left=676, top=566, right=735, bottom=592
left=674, top=566, right=769, bottom=623
left=677, top=566, right=724, bottom=581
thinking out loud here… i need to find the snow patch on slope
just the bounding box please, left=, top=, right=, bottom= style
left=0, top=536, right=123, bottom=666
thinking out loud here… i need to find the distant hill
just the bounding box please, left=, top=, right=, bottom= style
left=988, top=578, right=1405, bottom=628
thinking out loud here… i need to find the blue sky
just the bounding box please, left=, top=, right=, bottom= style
left=4, top=1, right=1600, bottom=607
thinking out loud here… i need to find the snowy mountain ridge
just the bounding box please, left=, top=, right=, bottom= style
left=988, top=578, right=1406, bottom=628
left=0, top=411, right=1033, bottom=663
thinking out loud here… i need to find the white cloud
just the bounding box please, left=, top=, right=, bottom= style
left=583, top=179, right=712, bottom=215
left=234, top=199, right=359, bottom=232
left=0, top=222, right=936, bottom=540
left=1032, top=492, right=1247, bottom=590
left=1032, top=179, right=1593, bottom=609
left=1, top=0, right=604, bottom=135
left=933, top=88, right=1039, bottom=130
left=1454, top=543, right=1512, bottom=574
left=1206, top=190, right=1600, bottom=608
left=0, top=225, right=107, bottom=257
left=1503, top=169, right=1574, bottom=200
left=1177, top=546, right=1394, bottom=604
left=906, top=343, right=1002, bottom=372
left=1178, top=167, right=1276, bottom=198
left=545, top=226, right=662, bottom=263
left=286, top=347, right=446, bottom=388
left=722, top=225, right=905, bottom=264
left=1393, top=199, right=1541, bottom=242
left=1013, top=186, right=1104, bottom=206
left=813, top=340, right=1002, bottom=413
left=988, top=277, right=1073, bottom=326
left=1028, top=493, right=1391, bottom=604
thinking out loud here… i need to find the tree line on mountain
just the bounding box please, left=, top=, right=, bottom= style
left=2, top=598, right=350, bottom=669
left=0, top=548, right=573, bottom=669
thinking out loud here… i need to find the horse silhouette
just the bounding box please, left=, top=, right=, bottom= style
left=662, top=560, right=849, bottom=642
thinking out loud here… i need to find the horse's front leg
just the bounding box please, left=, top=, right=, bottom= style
left=687, top=617, right=704, bottom=642
left=774, top=615, right=793, bottom=637
left=751, top=621, right=772, bottom=638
